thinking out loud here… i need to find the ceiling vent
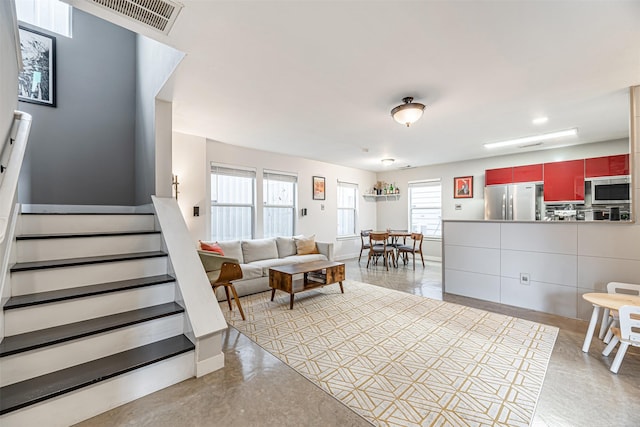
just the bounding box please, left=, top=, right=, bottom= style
left=87, top=0, right=182, bottom=34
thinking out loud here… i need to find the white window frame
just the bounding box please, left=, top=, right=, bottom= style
left=263, top=170, right=297, bottom=238
left=408, top=179, right=442, bottom=239
left=210, top=164, right=256, bottom=241
left=337, top=181, right=358, bottom=237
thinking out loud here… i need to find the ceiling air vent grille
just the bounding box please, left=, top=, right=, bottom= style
left=88, top=0, right=181, bottom=33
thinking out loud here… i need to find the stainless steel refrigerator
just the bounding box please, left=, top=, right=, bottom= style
left=484, top=183, right=538, bottom=220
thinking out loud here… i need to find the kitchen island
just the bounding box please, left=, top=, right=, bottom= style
left=442, top=219, right=640, bottom=320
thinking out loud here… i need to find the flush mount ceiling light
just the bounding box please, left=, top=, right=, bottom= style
left=391, top=97, right=425, bottom=127
left=532, top=116, right=548, bottom=125
left=484, top=128, right=578, bottom=149
left=381, top=158, right=395, bottom=166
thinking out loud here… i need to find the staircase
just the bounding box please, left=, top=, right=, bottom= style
left=0, top=211, right=195, bottom=426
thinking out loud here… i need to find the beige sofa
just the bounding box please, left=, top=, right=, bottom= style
left=198, top=236, right=334, bottom=300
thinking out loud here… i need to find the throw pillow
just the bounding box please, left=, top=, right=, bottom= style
left=294, top=234, right=319, bottom=255
left=276, top=236, right=298, bottom=258
left=199, top=240, right=225, bottom=256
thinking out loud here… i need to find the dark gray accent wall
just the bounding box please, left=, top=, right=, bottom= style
left=18, top=9, right=136, bottom=206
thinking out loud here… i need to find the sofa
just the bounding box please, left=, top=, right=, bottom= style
left=198, top=236, right=334, bottom=300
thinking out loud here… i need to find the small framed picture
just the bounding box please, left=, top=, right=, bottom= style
left=313, top=176, right=326, bottom=200
left=454, top=176, right=473, bottom=198
left=18, top=26, right=56, bottom=107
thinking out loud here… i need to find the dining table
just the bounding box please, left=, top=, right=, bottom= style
left=581, top=292, right=640, bottom=353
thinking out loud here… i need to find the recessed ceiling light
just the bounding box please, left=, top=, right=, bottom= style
left=532, top=117, right=548, bottom=124
left=484, top=128, right=578, bottom=149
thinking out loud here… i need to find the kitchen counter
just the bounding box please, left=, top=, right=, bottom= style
left=442, top=220, right=640, bottom=321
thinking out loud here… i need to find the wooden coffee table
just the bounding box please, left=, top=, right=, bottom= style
left=269, top=260, right=345, bottom=309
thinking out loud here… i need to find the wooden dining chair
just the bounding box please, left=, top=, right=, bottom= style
left=359, top=229, right=373, bottom=262
left=387, top=229, right=408, bottom=249
left=198, top=251, right=246, bottom=320
left=601, top=304, right=640, bottom=373
left=367, top=232, right=395, bottom=271
left=396, top=233, right=425, bottom=270
left=211, top=262, right=245, bottom=320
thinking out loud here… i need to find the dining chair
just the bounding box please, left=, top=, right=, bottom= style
left=396, top=233, right=425, bottom=270
left=387, top=229, right=408, bottom=249
left=601, top=304, right=640, bottom=373
left=599, top=282, right=640, bottom=343
left=211, top=262, right=245, bottom=320
left=199, top=251, right=246, bottom=320
left=359, top=229, right=373, bottom=262
left=367, top=232, right=395, bottom=271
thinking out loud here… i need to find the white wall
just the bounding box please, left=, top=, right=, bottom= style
left=173, top=132, right=377, bottom=260
left=172, top=133, right=207, bottom=241
left=0, top=0, right=19, bottom=142
left=134, top=36, right=184, bottom=204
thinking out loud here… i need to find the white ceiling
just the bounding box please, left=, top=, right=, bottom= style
left=161, top=1, right=640, bottom=172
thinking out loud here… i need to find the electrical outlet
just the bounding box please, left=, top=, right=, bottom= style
left=520, top=273, right=530, bottom=285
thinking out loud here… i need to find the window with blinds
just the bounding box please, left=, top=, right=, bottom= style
left=337, top=181, right=358, bottom=236
left=263, top=170, right=297, bottom=238
left=210, top=165, right=256, bottom=241
left=409, top=180, right=442, bottom=238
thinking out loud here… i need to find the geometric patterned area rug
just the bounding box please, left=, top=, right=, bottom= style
left=222, top=280, right=558, bottom=427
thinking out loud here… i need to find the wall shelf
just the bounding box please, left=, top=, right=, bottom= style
left=363, top=194, right=400, bottom=201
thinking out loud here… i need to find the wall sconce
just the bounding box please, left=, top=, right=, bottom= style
left=172, top=174, right=180, bottom=200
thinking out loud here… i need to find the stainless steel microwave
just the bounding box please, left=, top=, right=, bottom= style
left=590, top=176, right=631, bottom=204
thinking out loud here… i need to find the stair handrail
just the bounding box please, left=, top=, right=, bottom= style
left=0, top=111, right=31, bottom=246
left=151, top=196, right=228, bottom=376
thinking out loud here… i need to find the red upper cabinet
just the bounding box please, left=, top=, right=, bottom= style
left=485, top=167, right=513, bottom=185
left=543, top=159, right=585, bottom=202
left=585, top=154, right=629, bottom=178
left=513, top=164, right=543, bottom=183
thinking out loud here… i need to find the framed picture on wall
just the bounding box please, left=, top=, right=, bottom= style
left=18, top=26, right=56, bottom=107
left=313, top=176, right=326, bottom=200
left=454, top=176, right=473, bottom=198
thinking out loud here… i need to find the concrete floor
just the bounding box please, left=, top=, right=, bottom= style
left=77, top=259, right=640, bottom=426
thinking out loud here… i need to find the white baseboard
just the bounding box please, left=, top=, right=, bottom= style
left=196, top=352, right=224, bottom=377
